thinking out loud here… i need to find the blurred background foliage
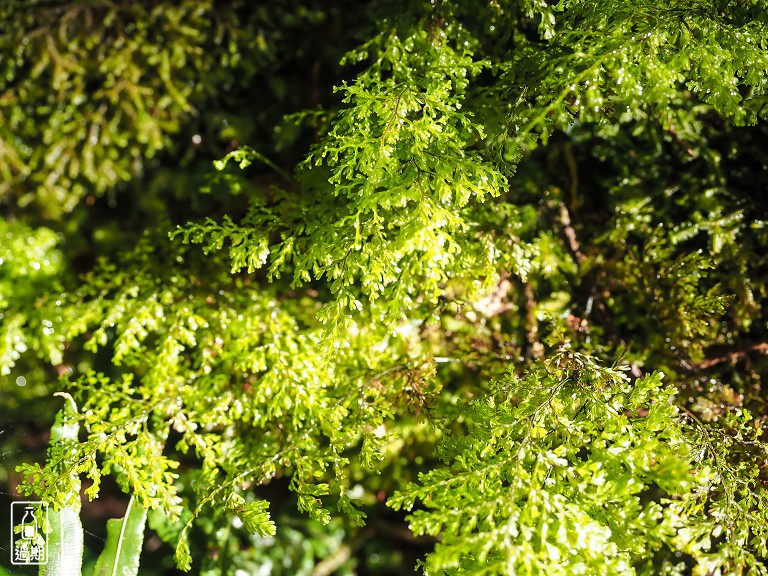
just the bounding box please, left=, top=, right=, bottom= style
left=1, top=0, right=768, bottom=574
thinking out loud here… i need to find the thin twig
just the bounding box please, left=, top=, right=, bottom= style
left=694, top=342, right=768, bottom=370
left=557, top=201, right=585, bottom=264
left=309, top=528, right=374, bottom=576
left=564, top=146, right=579, bottom=210
left=523, top=281, right=543, bottom=359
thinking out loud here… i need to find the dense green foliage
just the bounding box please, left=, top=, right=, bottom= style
left=2, top=0, right=768, bottom=574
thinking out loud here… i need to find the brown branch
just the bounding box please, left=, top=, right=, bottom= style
left=557, top=201, right=585, bottom=264
left=694, top=342, right=768, bottom=370
left=668, top=120, right=699, bottom=158
left=309, top=528, right=373, bottom=576
left=564, top=145, right=579, bottom=210
left=524, top=281, right=543, bottom=359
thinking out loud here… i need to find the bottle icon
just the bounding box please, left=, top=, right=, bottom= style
left=20, top=506, right=37, bottom=540
left=11, top=501, right=48, bottom=566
